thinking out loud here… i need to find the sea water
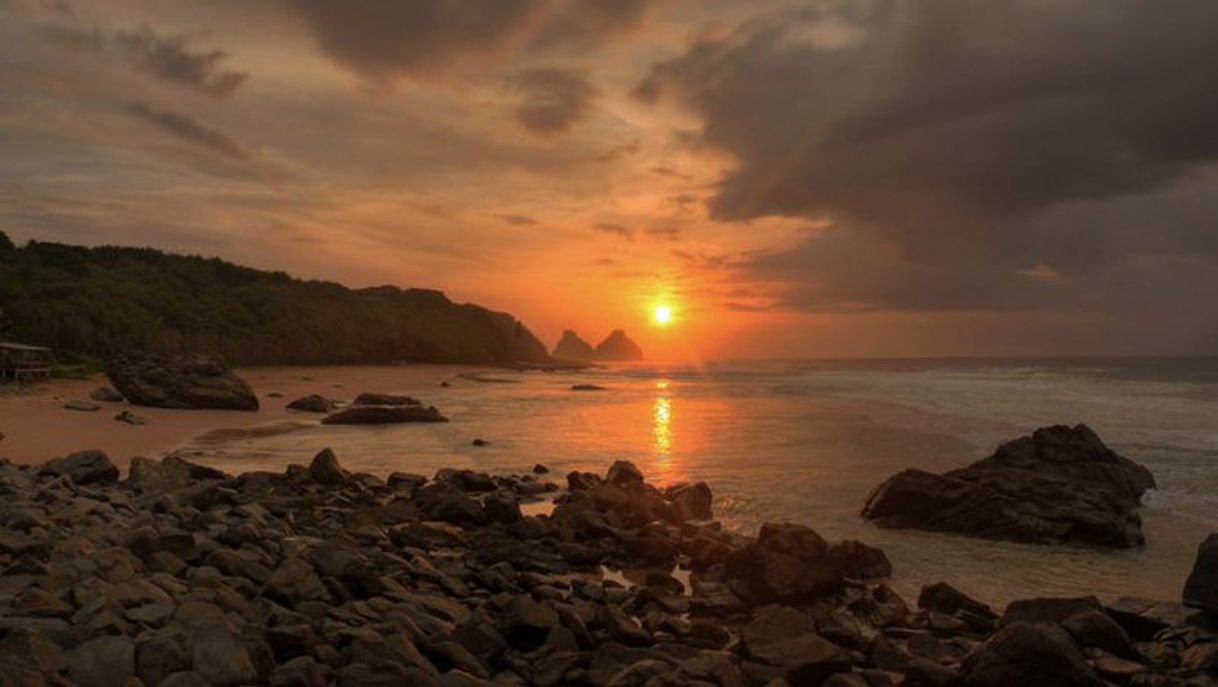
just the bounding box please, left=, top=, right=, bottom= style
left=181, top=357, right=1218, bottom=607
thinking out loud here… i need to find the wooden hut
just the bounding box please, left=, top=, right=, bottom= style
left=0, top=342, right=53, bottom=381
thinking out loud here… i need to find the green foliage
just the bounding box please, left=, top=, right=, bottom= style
left=0, top=239, right=550, bottom=366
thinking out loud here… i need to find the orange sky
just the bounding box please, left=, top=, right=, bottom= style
left=3, top=0, right=1216, bottom=359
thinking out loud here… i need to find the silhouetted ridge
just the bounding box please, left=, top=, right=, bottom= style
left=594, top=329, right=644, bottom=361
left=0, top=231, right=550, bottom=366
left=552, top=329, right=595, bottom=361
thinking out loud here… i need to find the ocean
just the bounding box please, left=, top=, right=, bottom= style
left=181, top=357, right=1218, bottom=607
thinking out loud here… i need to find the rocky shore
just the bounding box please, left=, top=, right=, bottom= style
left=1, top=450, right=1216, bottom=687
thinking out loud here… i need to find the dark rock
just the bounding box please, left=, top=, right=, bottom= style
left=416, top=485, right=486, bottom=526
left=115, top=410, right=147, bottom=425
left=1061, top=609, right=1138, bottom=659
left=107, top=353, right=259, bottom=410
left=483, top=498, right=523, bottom=525
left=64, top=399, right=101, bottom=412
left=961, top=621, right=1101, bottom=687
left=472, top=438, right=490, bottom=446
left=826, top=539, right=892, bottom=580
left=39, top=449, right=119, bottom=485
left=606, top=460, right=645, bottom=486
left=500, top=595, right=560, bottom=651
left=726, top=523, right=866, bottom=603
left=567, top=471, right=601, bottom=491
left=919, top=583, right=998, bottom=620
left=308, top=448, right=348, bottom=485
left=553, top=329, right=596, bottom=361
left=136, top=635, right=189, bottom=687
left=352, top=392, right=422, bottom=406
left=286, top=394, right=333, bottom=412
left=666, top=482, right=714, bottom=521
left=66, top=635, right=135, bottom=687
left=188, top=624, right=258, bottom=687
left=862, top=424, right=1156, bottom=548
left=593, top=329, right=644, bottom=361
left=90, top=386, right=125, bottom=402
left=904, top=657, right=961, bottom=687
left=1002, top=596, right=1103, bottom=625
left=1105, top=597, right=1182, bottom=641
left=741, top=605, right=852, bottom=685
left=571, top=384, right=607, bottom=391
left=533, top=464, right=550, bottom=474
left=322, top=404, right=448, bottom=424
left=270, top=656, right=327, bottom=687
left=1183, top=533, right=1218, bottom=613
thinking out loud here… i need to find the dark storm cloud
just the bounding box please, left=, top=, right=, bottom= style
left=511, top=68, right=599, bottom=136
left=125, top=101, right=250, bottom=161
left=288, top=0, right=664, bottom=80
left=638, top=0, right=1218, bottom=318
left=114, top=26, right=249, bottom=98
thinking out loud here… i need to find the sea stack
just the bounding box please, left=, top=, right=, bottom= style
left=594, top=329, right=644, bottom=361
left=552, top=329, right=596, bottom=361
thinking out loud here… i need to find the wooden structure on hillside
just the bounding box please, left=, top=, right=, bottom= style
left=0, top=342, right=53, bottom=381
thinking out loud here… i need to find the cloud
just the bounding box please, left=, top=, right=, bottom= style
left=592, top=222, right=634, bottom=240
left=511, top=68, right=599, bottom=136
left=638, top=0, right=1218, bottom=321
left=125, top=101, right=250, bottom=161
left=495, top=213, right=538, bottom=226
left=289, top=0, right=665, bottom=80
left=114, top=26, right=248, bottom=98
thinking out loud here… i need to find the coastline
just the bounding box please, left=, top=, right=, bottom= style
left=0, top=364, right=482, bottom=466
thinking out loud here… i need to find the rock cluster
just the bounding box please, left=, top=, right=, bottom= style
left=0, top=451, right=1212, bottom=687
left=106, top=354, right=259, bottom=411
left=861, top=424, right=1156, bottom=548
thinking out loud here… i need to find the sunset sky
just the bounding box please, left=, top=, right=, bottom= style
left=3, top=0, right=1217, bottom=360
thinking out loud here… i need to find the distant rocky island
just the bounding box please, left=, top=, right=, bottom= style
left=552, top=329, right=644, bottom=362
left=0, top=231, right=549, bottom=367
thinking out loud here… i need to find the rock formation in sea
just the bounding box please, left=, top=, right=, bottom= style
left=861, top=423, right=1156, bottom=547
left=0, top=450, right=1210, bottom=686
left=106, top=352, right=259, bottom=411
left=552, top=329, right=596, bottom=361
left=593, top=329, right=644, bottom=361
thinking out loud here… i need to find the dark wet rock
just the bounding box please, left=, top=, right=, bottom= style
left=115, top=410, right=147, bottom=424
left=1062, top=609, right=1139, bottom=659
left=533, top=464, right=550, bottom=474
left=919, top=582, right=998, bottom=620
left=286, top=394, right=334, bottom=412
left=726, top=523, right=886, bottom=604
left=1105, top=597, right=1186, bottom=641
left=571, top=384, right=607, bottom=391
left=39, top=449, right=119, bottom=485
left=66, top=635, right=136, bottom=687
left=472, top=438, right=490, bottom=446
left=159, top=671, right=212, bottom=687
left=352, top=392, right=423, bottom=406
left=388, top=472, right=427, bottom=490
left=1183, top=533, right=1218, bottom=613
left=90, top=385, right=125, bottom=402
left=606, top=460, right=645, bottom=486
left=594, top=329, right=644, bottom=361
left=740, top=604, right=852, bottom=685
left=904, top=657, right=961, bottom=686
left=188, top=624, right=258, bottom=687
left=666, top=482, right=714, bottom=521
left=436, top=469, right=496, bottom=492
left=128, top=454, right=226, bottom=493
left=567, top=471, right=601, bottom=491
left=107, top=352, right=259, bottom=410
left=270, top=656, right=327, bottom=687
left=416, top=485, right=486, bottom=526
left=64, top=399, right=101, bottom=412
left=1002, top=596, right=1103, bottom=625
left=308, top=448, right=348, bottom=485
left=500, top=595, right=560, bottom=651
left=322, top=404, right=448, bottom=424
left=961, top=621, right=1102, bottom=687
left=862, top=424, right=1156, bottom=548
left=553, top=331, right=596, bottom=361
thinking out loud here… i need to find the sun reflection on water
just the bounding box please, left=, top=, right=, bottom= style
left=652, top=379, right=675, bottom=478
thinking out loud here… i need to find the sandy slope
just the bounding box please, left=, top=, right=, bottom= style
left=0, top=365, right=477, bottom=467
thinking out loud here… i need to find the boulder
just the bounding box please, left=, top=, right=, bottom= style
left=666, top=482, right=713, bottom=521
left=65, top=635, right=136, bottom=687
left=321, top=404, right=447, bottom=424
left=741, top=605, right=852, bottom=685
left=106, top=353, right=259, bottom=410
left=188, top=624, right=258, bottom=687
left=1183, top=533, right=1218, bottom=613
left=919, top=582, right=998, bottom=620
left=308, top=448, right=348, bottom=485
left=64, top=399, right=101, bottom=412
left=39, top=449, right=119, bottom=485
left=606, top=460, right=645, bottom=486
left=352, top=392, right=422, bottom=406
left=286, top=394, right=333, bottom=412
left=90, top=386, right=125, bottom=402
left=961, top=621, right=1101, bottom=687
left=726, top=523, right=884, bottom=603
left=500, top=595, right=560, bottom=651
left=115, top=410, right=147, bottom=425
left=862, top=424, right=1155, bottom=548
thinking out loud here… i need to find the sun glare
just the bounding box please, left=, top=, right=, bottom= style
left=652, top=304, right=673, bottom=326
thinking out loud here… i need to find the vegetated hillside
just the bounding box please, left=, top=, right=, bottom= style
left=0, top=231, right=550, bottom=366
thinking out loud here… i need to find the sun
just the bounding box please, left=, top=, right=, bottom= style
left=652, top=304, right=673, bottom=326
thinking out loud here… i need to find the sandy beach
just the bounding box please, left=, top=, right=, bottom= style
left=0, top=364, right=480, bottom=467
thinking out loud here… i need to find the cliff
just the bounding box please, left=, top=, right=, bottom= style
left=0, top=231, right=551, bottom=367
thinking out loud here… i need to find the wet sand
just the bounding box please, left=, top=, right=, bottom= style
left=0, top=364, right=480, bottom=467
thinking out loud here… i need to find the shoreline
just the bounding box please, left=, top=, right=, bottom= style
left=0, top=364, right=484, bottom=466
left=0, top=450, right=1209, bottom=686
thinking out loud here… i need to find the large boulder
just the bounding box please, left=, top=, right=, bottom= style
left=726, top=523, right=890, bottom=604
left=286, top=394, right=333, bottom=413
left=1183, top=533, right=1218, bottom=613
left=861, top=424, right=1155, bottom=548
left=961, top=621, right=1102, bottom=687
left=107, top=353, right=259, bottom=411
left=321, top=404, right=448, bottom=424
left=39, top=450, right=119, bottom=485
